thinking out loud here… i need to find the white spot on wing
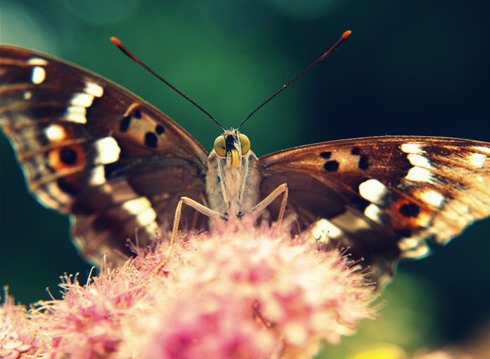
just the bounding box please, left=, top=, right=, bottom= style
left=31, top=66, right=46, bottom=84
left=399, top=238, right=430, bottom=258
left=406, top=167, right=434, bottom=182
left=364, top=203, right=384, bottom=224
left=137, top=208, right=158, bottom=227
left=401, top=143, right=425, bottom=154
left=474, top=145, right=490, bottom=155
left=85, top=82, right=104, bottom=97
left=93, top=137, right=120, bottom=164
left=71, top=93, right=95, bottom=107
left=398, top=237, right=419, bottom=251
left=89, top=166, right=106, bottom=185
left=23, top=91, right=32, bottom=100
left=64, top=106, right=87, bottom=123
left=45, top=124, right=66, bottom=141
left=419, top=189, right=445, bottom=208
left=27, top=57, right=48, bottom=66
left=123, top=198, right=149, bottom=214
left=311, top=218, right=342, bottom=240
left=359, top=179, right=388, bottom=205
left=122, top=198, right=157, bottom=226
left=407, top=154, right=432, bottom=168
left=469, top=153, right=486, bottom=168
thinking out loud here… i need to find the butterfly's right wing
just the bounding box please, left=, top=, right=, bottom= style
left=259, top=136, right=490, bottom=285
left=0, top=45, right=209, bottom=264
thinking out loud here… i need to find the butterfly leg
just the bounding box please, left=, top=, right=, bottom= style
left=240, top=183, right=288, bottom=226
left=171, top=196, right=226, bottom=244
left=153, top=197, right=226, bottom=274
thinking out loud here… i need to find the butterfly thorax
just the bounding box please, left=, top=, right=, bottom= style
left=205, top=130, right=261, bottom=229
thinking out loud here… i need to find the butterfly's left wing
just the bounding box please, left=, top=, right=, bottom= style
left=0, top=46, right=209, bottom=265
left=259, top=136, right=490, bottom=285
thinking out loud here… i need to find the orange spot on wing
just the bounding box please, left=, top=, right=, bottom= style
left=48, top=145, right=85, bottom=171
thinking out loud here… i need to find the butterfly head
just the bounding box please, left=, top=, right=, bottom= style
left=213, top=129, right=251, bottom=168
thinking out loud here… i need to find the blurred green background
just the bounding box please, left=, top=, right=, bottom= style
left=1, top=0, right=489, bottom=357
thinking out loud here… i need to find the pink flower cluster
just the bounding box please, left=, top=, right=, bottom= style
left=0, top=227, right=376, bottom=358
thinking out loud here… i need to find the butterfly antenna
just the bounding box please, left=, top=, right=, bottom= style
left=111, top=37, right=225, bottom=131
left=238, top=30, right=352, bottom=129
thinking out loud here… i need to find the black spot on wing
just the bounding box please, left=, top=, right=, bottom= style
left=399, top=203, right=420, bottom=218
left=351, top=147, right=361, bottom=155
left=133, top=108, right=142, bottom=119
left=320, top=151, right=332, bottom=159
left=119, top=116, right=131, bottom=133
left=144, top=132, right=158, bottom=149
left=155, top=124, right=165, bottom=135
left=119, top=105, right=143, bottom=133
left=358, top=155, right=370, bottom=170
left=350, top=147, right=370, bottom=170
left=323, top=160, right=339, bottom=172
left=59, top=147, right=78, bottom=165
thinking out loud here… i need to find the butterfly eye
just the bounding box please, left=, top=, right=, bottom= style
left=213, top=136, right=227, bottom=157
left=240, top=134, right=251, bottom=154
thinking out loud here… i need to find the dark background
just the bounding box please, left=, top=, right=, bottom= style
left=1, top=0, right=489, bottom=356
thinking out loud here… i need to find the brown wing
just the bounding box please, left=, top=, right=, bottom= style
left=0, top=45, right=208, bottom=264
left=259, top=136, right=490, bottom=285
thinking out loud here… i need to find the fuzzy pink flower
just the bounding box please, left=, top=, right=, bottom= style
left=1, top=226, right=377, bottom=358
left=0, top=289, right=50, bottom=358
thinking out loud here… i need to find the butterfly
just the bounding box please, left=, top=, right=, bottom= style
left=1, top=40, right=489, bottom=286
